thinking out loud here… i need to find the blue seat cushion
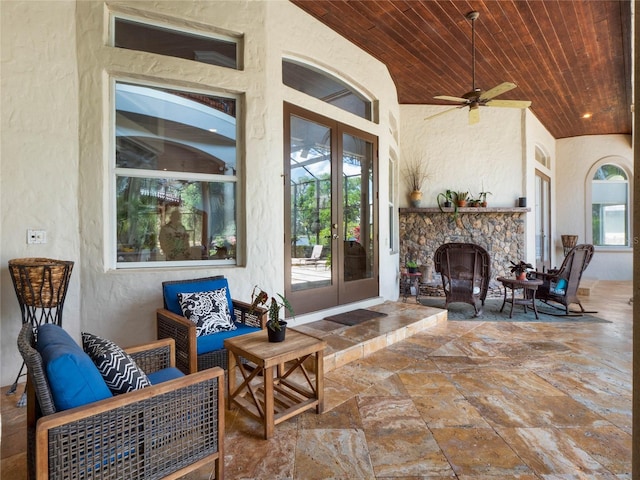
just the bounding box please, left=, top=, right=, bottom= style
left=36, top=323, right=112, bottom=411
left=146, top=367, right=185, bottom=385
left=163, top=277, right=235, bottom=322
left=196, top=323, right=261, bottom=355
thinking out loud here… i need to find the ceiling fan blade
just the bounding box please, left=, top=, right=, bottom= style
left=424, top=106, right=460, bottom=121
left=486, top=99, right=532, bottom=108
left=434, top=95, right=468, bottom=104
left=469, top=107, right=480, bottom=124
left=479, top=82, right=517, bottom=101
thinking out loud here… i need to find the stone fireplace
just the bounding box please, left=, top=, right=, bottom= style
left=399, top=207, right=529, bottom=285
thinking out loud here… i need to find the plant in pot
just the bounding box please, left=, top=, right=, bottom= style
left=453, top=191, right=469, bottom=208
left=509, top=260, right=534, bottom=281
left=437, top=190, right=455, bottom=209
left=403, top=156, right=431, bottom=207
left=250, top=285, right=295, bottom=342
left=405, top=259, right=419, bottom=273
left=478, top=190, right=492, bottom=207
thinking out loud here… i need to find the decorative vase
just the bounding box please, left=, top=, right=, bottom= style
left=409, top=190, right=423, bottom=207
left=267, top=321, right=287, bottom=342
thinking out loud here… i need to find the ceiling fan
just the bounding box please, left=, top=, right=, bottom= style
left=427, top=10, right=531, bottom=124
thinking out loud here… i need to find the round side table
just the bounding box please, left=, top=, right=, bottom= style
left=496, top=276, right=543, bottom=319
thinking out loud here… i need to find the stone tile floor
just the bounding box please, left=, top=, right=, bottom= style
left=1, top=280, right=631, bottom=479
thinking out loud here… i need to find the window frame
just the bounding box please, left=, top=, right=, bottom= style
left=586, top=159, right=632, bottom=250
left=110, top=77, right=243, bottom=269
left=110, top=12, right=242, bottom=70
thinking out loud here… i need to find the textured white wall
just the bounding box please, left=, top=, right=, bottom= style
left=1, top=1, right=82, bottom=387
left=556, top=134, right=633, bottom=280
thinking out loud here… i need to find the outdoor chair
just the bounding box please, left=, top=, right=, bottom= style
left=157, top=276, right=267, bottom=373
left=434, top=242, right=490, bottom=316
left=17, top=322, right=224, bottom=480
left=528, top=243, right=594, bottom=315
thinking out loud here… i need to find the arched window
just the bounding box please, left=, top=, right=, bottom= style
left=535, top=145, right=549, bottom=168
left=282, top=58, right=373, bottom=120
left=591, top=164, right=629, bottom=246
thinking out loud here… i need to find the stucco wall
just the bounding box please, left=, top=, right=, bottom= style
left=1, top=1, right=82, bottom=387
left=0, top=0, right=400, bottom=385
left=556, top=134, right=633, bottom=280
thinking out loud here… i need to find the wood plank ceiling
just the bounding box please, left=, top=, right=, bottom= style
left=291, top=0, right=632, bottom=139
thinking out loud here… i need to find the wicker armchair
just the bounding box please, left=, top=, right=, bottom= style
left=157, top=276, right=267, bottom=373
left=529, top=244, right=594, bottom=315
left=18, top=323, right=224, bottom=480
left=434, top=242, right=490, bottom=316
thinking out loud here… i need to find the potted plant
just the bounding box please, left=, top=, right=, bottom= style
left=250, top=285, right=295, bottom=342
left=437, top=190, right=455, bottom=209
left=509, top=260, right=534, bottom=281
left=405, top=260, right=419, bottom=273
left=403, top=156, right=431, bottom=207
left=478, top=192, right=492, bottom=207
left=453, top=191, right=469, bottom=208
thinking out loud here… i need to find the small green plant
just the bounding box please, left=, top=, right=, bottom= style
left=453, top=191, right=469, bottom=204
left=509, top=260, right=533, bottom=276
left=406, top=260, right=418, bottom=268
left=250, top=285, right=295, bottom=331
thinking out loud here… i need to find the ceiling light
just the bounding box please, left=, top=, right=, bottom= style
left=582, top=113, right=592, bottom=119
left=208, top=128, right=218, bottom=132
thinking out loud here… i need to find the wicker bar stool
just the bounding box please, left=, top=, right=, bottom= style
left=7, top=258, right=73, bottom=405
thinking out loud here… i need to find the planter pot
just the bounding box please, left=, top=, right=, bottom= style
left=457, top=200, right=467, bottom=208
left=443, top=201, right=452, bottom=208
left=409, top=190, right=423, bottom=208
left=407, top=267, right=418, bottom=274
left=480, top=201, right=487, bottom=207
left=516, top=272, right=527, bottom=281
left=267, top=321, right=287, bottom=342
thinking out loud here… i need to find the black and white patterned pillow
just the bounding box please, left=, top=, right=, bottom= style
left=82, top=332, right=151, bottom=395
left=177, top=287, right=236, bottom=337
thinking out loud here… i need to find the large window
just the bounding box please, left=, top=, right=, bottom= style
left=591, top=164, right=628, bottom=246
left=114, top=81, right=238, bottom=266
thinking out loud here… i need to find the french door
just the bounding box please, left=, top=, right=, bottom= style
left=535, top=171, right=551, bottom=271
left=284, top=103, right=378, bottom=315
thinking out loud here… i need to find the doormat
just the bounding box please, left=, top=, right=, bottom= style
left=419, top=297, right=610, bottom=323
left=324, top=309, right=388, bottom=326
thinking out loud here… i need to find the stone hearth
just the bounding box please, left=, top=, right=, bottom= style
left=399, top=207, right=529, bottom=283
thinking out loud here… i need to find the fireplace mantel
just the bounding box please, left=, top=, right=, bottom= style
left=400, top=207, right=530, bottom=214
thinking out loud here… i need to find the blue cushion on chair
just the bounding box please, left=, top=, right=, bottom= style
left=36, top=324, right=112, bottom=411
left=196, top=323, right=261, bottom=355
left=146, top=367, right=185, bottom=385
left=163, top=277, right=235, bottom=321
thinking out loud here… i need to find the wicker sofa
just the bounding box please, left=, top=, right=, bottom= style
left=157, top=276, right=267, bottom=374
left=17, top=322, right=224, bottom=480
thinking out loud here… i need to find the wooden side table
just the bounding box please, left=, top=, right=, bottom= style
left=225, top=329, right=326, bottom=439
left=400, top=271, right=422, bottom=303
left=497, top=276, right=544, bottom=319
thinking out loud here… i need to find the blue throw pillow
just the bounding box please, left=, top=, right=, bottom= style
left=163, top=277, right=235, bottom=321
left=36, top=324, right=112, bottom=411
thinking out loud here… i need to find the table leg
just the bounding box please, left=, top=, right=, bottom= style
left=500, top=285, right=507, bottom=312
left=509, top=287, right=515, bottom=318
left=315, top=350, right=324, bottom=414
left=264, top=366, right=275, bottom=439
left=227, top=350, right=237, bottom=409
left=413, top=277, right=420, bottom=303
left=531, top=290, right=540, bottom=319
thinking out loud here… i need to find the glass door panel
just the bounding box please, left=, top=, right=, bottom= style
left=342, top=133, right=373, bottom=283
left=535, top=171, right=551, bottom=271
left=289, top=116, right=333, bottom=293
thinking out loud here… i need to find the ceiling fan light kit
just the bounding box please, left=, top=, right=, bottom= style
left=428, top=10, right=531, bottom=124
